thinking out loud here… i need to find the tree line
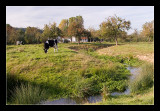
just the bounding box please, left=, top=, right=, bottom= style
left=6, top=15, right=154, bottom=45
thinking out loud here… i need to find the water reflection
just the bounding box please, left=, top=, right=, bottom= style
left=40, top=95, right=102, bottom=105
left=111, top=66, right=140, bottom=96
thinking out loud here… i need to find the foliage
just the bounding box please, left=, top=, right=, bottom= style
left=68, top=16, right=85, bottom=44
left=99, top=15, right=131, bottom=45
left=101, top=84, right=111, bottom=101
left=24, top=26, right=42, bottom=44
left=6, top=24, right=19, bottom=44
left=58, top=19, right=69, bottom=37
left=42, top=22, right=62, bottom=42
left=140, top=20, right=154, bottom=42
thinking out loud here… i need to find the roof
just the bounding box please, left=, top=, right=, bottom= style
left=81, top=37, right=88, bottom=39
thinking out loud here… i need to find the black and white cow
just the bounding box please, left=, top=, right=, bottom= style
left=44, top=39, right=58, bottom=53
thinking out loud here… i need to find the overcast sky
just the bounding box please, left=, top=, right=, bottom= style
left=6, top=6, right=154, bottom=34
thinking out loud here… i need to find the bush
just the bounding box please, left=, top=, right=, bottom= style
left=101, top=84, right=111, bottom=101
left=10, top=83, right=47, bottom=104
left=88, top=48, right=95, bottom=52
left=72, top=79, right=94, bottom=98
left=129, top=63, right=154, bottom=93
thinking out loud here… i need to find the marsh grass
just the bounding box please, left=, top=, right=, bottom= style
left=86, top=86, right=154, bottom=105
left=101, top=84, right=111, bottom=101
left=10, top=83, right=47, bottom=104
left=129, top=63, right=154, bottom=94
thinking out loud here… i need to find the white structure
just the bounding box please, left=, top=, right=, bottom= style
left=72, top=36, right=77, bottom=42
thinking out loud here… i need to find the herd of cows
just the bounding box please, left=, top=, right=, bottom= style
left=16, top=39, right=58, bottom=53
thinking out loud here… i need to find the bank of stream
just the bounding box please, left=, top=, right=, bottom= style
left=40, top=66, right=140, bottom=105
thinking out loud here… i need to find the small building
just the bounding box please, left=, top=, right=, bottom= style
left=81, top=37, right=88, bottom=42
left=58, top=36, right=88, bottom=43
left=72, top=36, right=77, bottom=42
left=71, top=36, right=88, bottom=42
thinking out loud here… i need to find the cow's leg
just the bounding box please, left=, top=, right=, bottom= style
left=56, top=45, right=58, bottom=52
left=54, top=47, right=55, bottom=53
left=44, top=49, right=48, bottom=53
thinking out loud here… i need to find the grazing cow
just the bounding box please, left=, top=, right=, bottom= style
left=44, top=39, right=58, bottom=53
left=16, top=41, right=24, bottom=45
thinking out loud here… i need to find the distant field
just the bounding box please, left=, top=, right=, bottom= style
left=6, top=42, right=154, bottom=104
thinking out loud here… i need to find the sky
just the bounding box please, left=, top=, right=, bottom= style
left=6, top=6, right=154, bottom=34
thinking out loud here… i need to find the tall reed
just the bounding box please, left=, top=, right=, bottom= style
left=10, top=83, right=47, bottom=104
left=129, top=63, right=154, bottom=93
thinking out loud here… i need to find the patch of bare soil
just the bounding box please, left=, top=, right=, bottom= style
left=136, top=54, right=154, bottom=63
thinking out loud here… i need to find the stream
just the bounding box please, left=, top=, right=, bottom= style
left=40, top=66, right=140, bottom=105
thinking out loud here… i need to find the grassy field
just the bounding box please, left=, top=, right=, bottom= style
left=97, top=42, right=154, bottom=63
left=6, top=42, right=154, bottom=104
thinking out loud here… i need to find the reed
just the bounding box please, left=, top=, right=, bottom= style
left=10, top=83, right=47, bottom=104
left=129, top=63, right=154, bottom=93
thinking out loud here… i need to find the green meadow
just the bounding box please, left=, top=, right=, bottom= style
left=6, top=42, right=154, bottom=105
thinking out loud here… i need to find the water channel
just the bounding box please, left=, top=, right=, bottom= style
left=40, top=66, right=140, bottom=105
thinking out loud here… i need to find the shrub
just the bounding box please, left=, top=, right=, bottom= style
left=72, top=79, right=94, bottom=98
left=88, top=48, right=95, bottom=52
left=101, top=84, right=111, bottom=101
left=10, top=83, right=47, bottom=104
left=129, top=63, right=154, bottom=93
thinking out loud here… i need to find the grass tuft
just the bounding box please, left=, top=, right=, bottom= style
left=10, top=83, right=47, bottom=104
left=129, top=63, right=154, bottom=94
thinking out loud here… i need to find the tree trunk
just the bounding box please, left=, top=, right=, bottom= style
left=71, top=37, right=72, bottom=43
left=115, top=38, right=118, bottom=46
left=148, top=36, right=151, bottom=42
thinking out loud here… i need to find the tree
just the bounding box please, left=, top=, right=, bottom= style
left=17, top=29, right=25, bottom=42
left=68, top=16, right=85, bottom=45
left=140, top=20, right=154, bottom=42
left=129, top=29, right=140, bottom=42
left=6, top=24, right=19, bottom=44
left=83, top=29, right=91, bottom=42
left=88, top=27, right=98, bottom=42
left=42, top=24, right=51, bottom=42
left=58, top=19, right=69, bottom=37
left=50, top=22, right=61, bottom=39
left=99, top=15, right=131, bottom=45
left=42, top=22, right=62, bottom=42
left=6, top=24, right=13, bottom=44
left=9, top=28, right=18, bottom=44
left=24, top=27, right=42, bottom=44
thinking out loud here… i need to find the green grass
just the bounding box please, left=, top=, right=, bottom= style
left=9, top=83, right=47, bottom=104
left=129, top=63, right=154, bottom=94
left=85, top=86, right=154, bottom=105
left=6, top=42, right=154, bottom=104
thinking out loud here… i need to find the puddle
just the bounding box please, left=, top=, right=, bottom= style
left=40, top=66, right=140, bottom=105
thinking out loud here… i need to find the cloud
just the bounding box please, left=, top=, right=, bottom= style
left=6, top=6, right=154, bottom=34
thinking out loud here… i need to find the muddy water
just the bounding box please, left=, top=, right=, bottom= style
left=40, top=66, right=140, bottom=105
